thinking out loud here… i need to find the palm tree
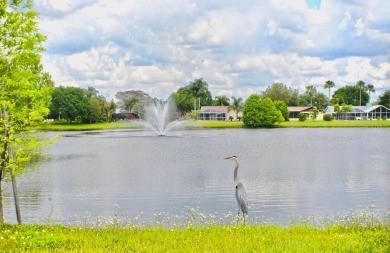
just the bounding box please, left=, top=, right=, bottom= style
left=229, top=96, right=243, bottom=120
left=356, top=80, right=365, bottom=106
left=213, top=95, right=230, bottom=106
left=84, top=87, right=99, bottom=99
left=324, top=80, right=335, bottom=99
left=123, top=96, right=139, bottom=112
left=305, top=85, right=317, bottom=106
left=367, top=84, right=375, bottom=102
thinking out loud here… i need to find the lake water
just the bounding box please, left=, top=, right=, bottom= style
left=3, top=128, right=390, bottom=225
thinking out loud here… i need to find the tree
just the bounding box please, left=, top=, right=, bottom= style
left=242, top=95, right=279, bottom=128
left=187, top=78, right=212, bottom=107
left=356, top=80, right=365, bottom=106
left=229, top=96, right=243, bottom=120
left=261, top=82, right=297, bottom=105
left=311, top=107, right=319, bottom=120
left=213, top=95, right=230, bottom=106
left=103, top=99, right=117, bottom=122
left=334, top=104, right=340, bottom=113
left=274, top=100, right=289, bottom=121
left=305, top=86, right=317, bottom=106
left=171, top=87, right=194, bottom=116
left=84, top=86, right=99, bottom=99
left=50, top=86, right=89, bottom=122
left=331, top=85, right=369, bottom=106
left=367, top=84, right=375, bottom=102
left=0, top=0, right=54, bottom=222
left=122, top=96, right=139, bottom=112
left=378, top=90, right=390, bottom=109
left=314, top=92, right=328, bottom=111
left=86, top=98, right=103, bottom=123
left=324, top=80, right=335, bottom=99
left=172, top=78, right=213, bottom=115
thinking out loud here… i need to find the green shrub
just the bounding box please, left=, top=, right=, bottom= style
left=242, top=95, right=279, bottom=128
left=298, top=112, right=307, bottom=122
left=323, top=114, right=333, bottom=121
left=229, top=116, right=233, bottom=122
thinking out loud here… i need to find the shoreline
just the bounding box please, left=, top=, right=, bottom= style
left=35, top=119, right=390, bottom=131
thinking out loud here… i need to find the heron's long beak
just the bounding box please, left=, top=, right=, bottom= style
left=224, top=156, right=234, bottom=160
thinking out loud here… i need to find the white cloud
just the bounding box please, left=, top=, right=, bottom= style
left=36, top=0, right=390, bottom=101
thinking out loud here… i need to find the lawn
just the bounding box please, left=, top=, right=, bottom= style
left=35, top=119, right=390, bottom=131
left=0, top=223, right=389, bottom=252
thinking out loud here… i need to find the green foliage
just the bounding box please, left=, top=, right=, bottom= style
left=213, top=95, right=230, bottom=106
left=298, top=112, right=307, bottom=121
left=185, top=110, right=200, bottom=120
left=171, top=87, right=194, bottom=116
left=331, top=85, right=369, bottom=106
left=242, top=95, right=279, bottom=128
left=0, top=217, right=389, bottom=253
left=311, top=107, right=319, bottom=119
left=340, top=104, right=353, bottom=112
left=305, top=85, right=317, bottom=106
left=334, top=104, right=340, bottom=112
left=86, top=98, right=103, bottom=123
left=228, top=96, right=243, bottom=120
left=261, top=82, right=300, bottom=106
left=228, top=116, right=233, bottom=122
left=274, top=100, right=289, bottom=121
left=378, top=90, right=390, bottom=109
left=49, top=86, right=89, bottom=122
left=122, top=96, right=139, bottom=112
left=0, top=0, right=54, bottom=222
left=324, top=80, right=335, bottom=98
left=323, top=114, right=333, bottom=121
left=172, top=78, right=213, bottom=115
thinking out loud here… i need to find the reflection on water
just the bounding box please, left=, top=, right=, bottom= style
left=3, top=128, right=390, bottom=225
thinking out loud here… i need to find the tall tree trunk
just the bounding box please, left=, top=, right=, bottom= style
left=0, top=173, right=3, bottom=223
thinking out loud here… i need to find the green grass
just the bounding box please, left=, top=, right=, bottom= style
left=1, top=208, right=389, bottom=252
left=281, top=119, right=390, bottom=128
left=35, top=119, right=390, bottom=131
left=36, top=121, right=142, bottom=131
left=0, top=223, right=389, bottom=252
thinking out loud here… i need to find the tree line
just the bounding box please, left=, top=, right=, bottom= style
left=47, top=78, right=390, bottom=125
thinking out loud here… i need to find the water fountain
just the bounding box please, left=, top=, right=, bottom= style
left=138, top=99, right=184, bottom=136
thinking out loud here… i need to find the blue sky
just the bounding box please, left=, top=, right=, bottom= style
left=35, top=0, right=390, bottom=101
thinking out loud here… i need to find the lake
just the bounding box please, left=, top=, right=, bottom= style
left=3, top=128, right=390, bottom=225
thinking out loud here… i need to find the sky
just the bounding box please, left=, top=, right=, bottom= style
left=34, top=0, right=390, bottom=101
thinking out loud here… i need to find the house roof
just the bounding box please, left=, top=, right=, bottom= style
left=199, top=106, right=228, bottom=113
left=288, top=106, right=313, bottom=112
left=325, top=105, right=390, bottom=113
left=364, top=105, right=390, bottom=113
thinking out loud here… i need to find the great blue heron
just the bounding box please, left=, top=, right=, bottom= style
left=224, top=156, right=248, bottom=217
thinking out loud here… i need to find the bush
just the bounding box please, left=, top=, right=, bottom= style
left=298, top=112, right=307, bottom=122
left=323, top=114, right=333, bottom=121
left=242, top=95, right=279, bottom=128
left=228, top=116, right=234, bottom=121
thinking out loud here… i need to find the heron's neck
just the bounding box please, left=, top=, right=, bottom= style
left=233, top=159, right=239, bottom=185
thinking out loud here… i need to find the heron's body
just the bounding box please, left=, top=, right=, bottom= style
left=235, top=182, right=248, bottom=215
left=225, top=156, right=248, bottom=216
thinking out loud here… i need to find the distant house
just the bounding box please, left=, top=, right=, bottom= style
left=112, top=112, right=137, bottom=121
left=324, top=105, right=390, bottom=120
left=197, top=106, right=241, bottom=121
left=288, top=106, right=313, bottom=119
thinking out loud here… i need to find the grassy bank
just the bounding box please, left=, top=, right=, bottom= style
left=36, top=119, right=390, bottom=131
left=1, top=223, right=389, bottom=252
left=36, top=121, right=142, bottom=131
